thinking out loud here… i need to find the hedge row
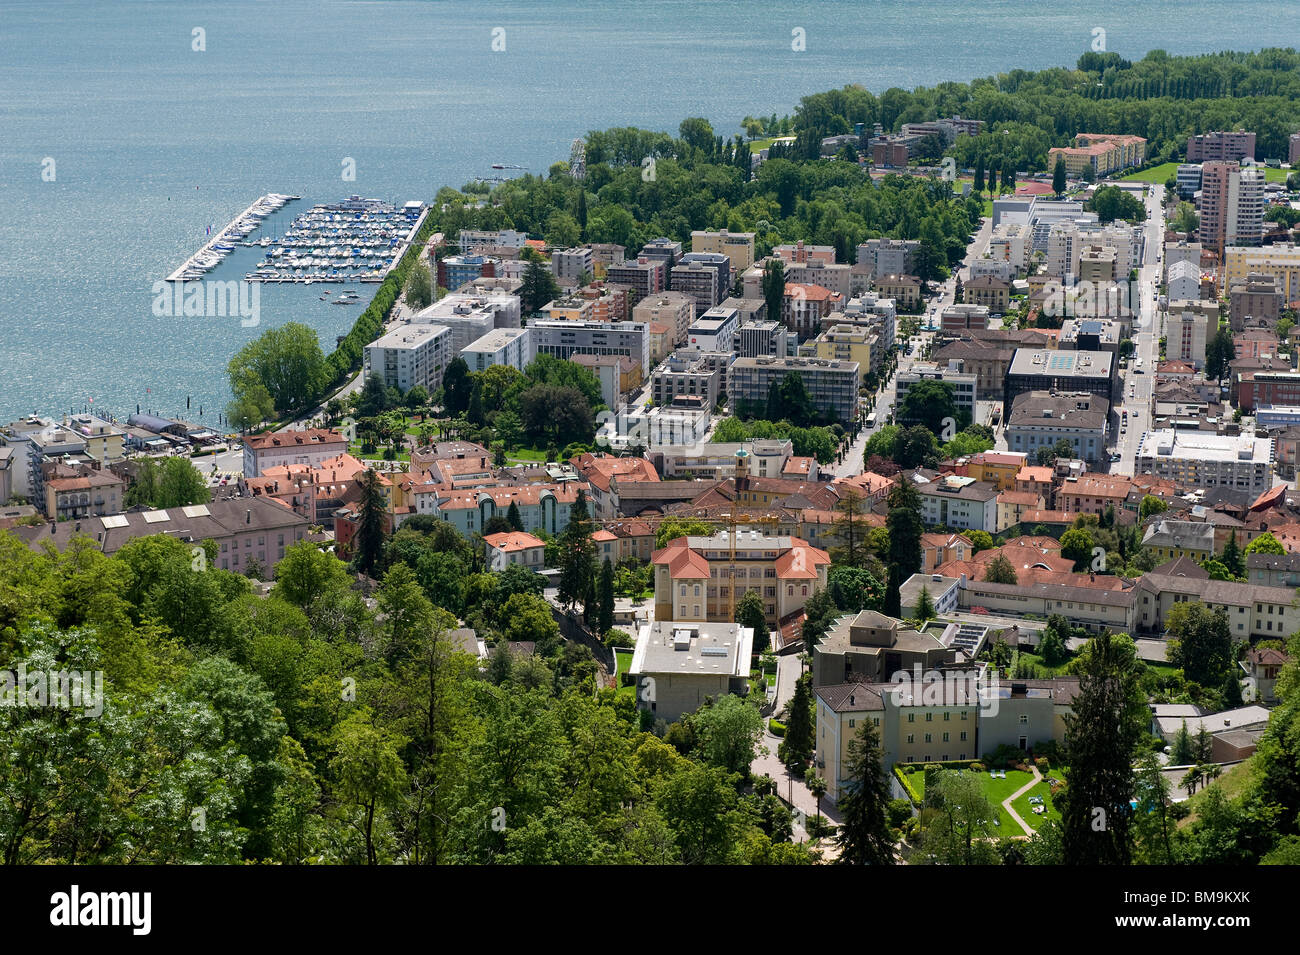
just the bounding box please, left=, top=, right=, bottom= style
left=894, top=766, right=921, bottom=803
left=319, top=212, right=442, bottom=399
left=768, top=719, right=786, bottom=738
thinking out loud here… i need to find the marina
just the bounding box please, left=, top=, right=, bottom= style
left=243, top=196, right=428, bottom=285
left=165, top=193, right=299, bottom=283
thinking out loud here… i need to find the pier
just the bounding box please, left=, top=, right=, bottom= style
left=166, top=193, right=299, bottom=283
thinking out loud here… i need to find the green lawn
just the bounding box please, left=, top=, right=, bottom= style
left=1009, top=769, right=1066, bottom=831
left=1264, top=166, right=1290, bottom=183
left=905, top=767, right=1038, bottom=832
left=1120, top=162, right=1179, bottom=183
left=614, top=648, right=635, bottom=699
left=1178, top=756, right=1258, bottom=829
left=507, top=447, right=549, bottom=463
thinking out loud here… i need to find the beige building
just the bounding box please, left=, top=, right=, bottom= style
left=483, top=530, right=546, bottom=569
left=812, top=610, right=958, bottom=687
left=629, top=620, right=754, bottom=722
left=651, top=530, right=831, bottom=628
left=964, top=275, right=1011, bottom=313
left=798, top=324, right=880, bottom=380
left=632, top=292, right=696, bottom=347
left=690, top=230, right=756, bottom=274
left=1224, top=244, right=1300, bottom=302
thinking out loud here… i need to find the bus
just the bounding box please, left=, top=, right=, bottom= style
left=865, top=412, right=877, bottom=429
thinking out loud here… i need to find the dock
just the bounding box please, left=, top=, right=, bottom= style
left=166, top=193, right=299, bottom=283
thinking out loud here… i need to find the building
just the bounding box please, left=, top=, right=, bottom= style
left=599, top=397, right=713, bottom=452
left=1004, top=349, right=1115, bottom=416
left=729, top=356, right=860, bottom=424
left=1059, top=319, right=1122, bottom=358
left=628, top=621, right=755, bottom=723
left=550, top=246, right=593, bottom=287
left=1224, top=243, right=1300, bottom=302
left=364, top=323, right=453, bottom=394
left=653, top=439, right=793, bottom=480
left=1140, top=520, right=1217, bottom=564
left=651, top=530, right=831, bottom=627
left=241, top=452, right=368, bottom=524
left=586, top=243, right=626, bottom=274
left=41, top=463, right=125, bottom=520
left=782, top=283, right=842, bottom=337
left=638, top=237, right=684, bottom=277
left=1077, top=244, right=1118, bottom=285
left=1047, top=133, right=1146, bottom=177
left=1135, top=560, right=1300, bottom=640
left=690, top=230, right=756, bottom=273
left=1198, top=161, right=1265, bottom=255
left=436, top=254, right=498, bottom=290
left=1176, top=163, right=1203, bottom=199
left=1166, top=259, right=1202, bottom=302
left=571, top=353, right=642, bottom=410
left=671, top=254, right=730, bottom=311
left=1164, top=301, right=1214, bottom=368
left=242, top=428, right=348, bottom=479
left=799, top=324, right=880, bottom=381
left=812, top=610, right=959, bottom=687
left=459, top=326, right=533, bottom=372
left=940, top=303, right=991, bottom=333
left=412, top=481, right=584, bottom=539
left=685, top=304, right=739, bottom=353
left=987, top=222, right=1031, bottom=274
left=605, top=257, right=667, bottom=306
left=911, top=472, right=999, bottom=532
left=1228, top=273, right=1283, bottom=329
left=872, top=274, right=922, bottom=310
left=895, top=363, right=977, bottom=424
left=650, top=353, right=722, bottom=410
left=963, top=275, right=1010, bottom=313
left=1134, top=430, right=1276, bottom=494
left=857, top=238, right=920, bottom=278
left=1242, top=646, right=1289, bottom=705
left=14, top=496, right=312, bottom=574
left=529, top=319, right=650, bottom=376
left=1006, top=391, right=1109, bottom=463
left=458, top=229, right=527, bottom=254
left=774, top=241, right=836, bottom=265
left=413, top=291, right=521, bottom=351
left=736, top=319, right=788, bottom=358
left=632, top=292, right=695, bottom=346
left=483, top=530, right=546, bottom=570
left=1186, top=130, right=1256, bottom=163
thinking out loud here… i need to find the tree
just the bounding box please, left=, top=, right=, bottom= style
left=351, top=469, right=388, bottom=577
left=330, top=712, right=409, bottom=864
left=1244, top=531, right=1285, bottom=556
left=227, top=321, right=327, bottom=415
left=1052, top=156, right=1067, bottom=196
left=897, top=378, right=962, bottom=434
left=779, top=674, right=815, bottom=771
left=597, top=557, right=615, bottom=635
left=124, top=457, right=210, bottom=509
left=894, top=425, right=940, bottom=469
left=829, top=490, right=871, bottom=568
left=694, top=695, right=763, bottom=775
left=836, top=717, right=895, bottom=865
left=735, top=590, right=769, bottom=654
left=1038, top=618, right=1069, bottom=667
left=982, top=553, right=1019, bottom=585
left=761, top=259, right=786, bottom=328
left=441, top=358, right=472, bottom=415
left=404, top=258, right=433, bottom=310
left=506, top=500, right=524, bottom=532
left=1204, top=325, right=1236, bottom=381
left=1001, top=158, right=1015, bottom=193
left=274, top=540, right=351, bottom=608
left=1059, top=527, right=1095, bottom=571
left=1220, top=529, right=1244, bottom=579
left=1138, top=494, right=1168, bottom=521
left=923, top=771, right=998, bottom=865
left=1060, top=633, right=1147, bottom=864
left=1089, top=185, right=1146, bottom=224
left=973, top=157, right=985, bottom=194
left=1166, top=602, right=1234, bottom=688
left=557, top=490, right=597, bottom=615
left=1170, top=720, right=1195, bottom=765
left=520, top=258, right=560, bottom=314
left=805, top=769, right=828, bottom=827
left=988, top=163, right=998, bottom=194
left=886, top=480, right=923, bottom=580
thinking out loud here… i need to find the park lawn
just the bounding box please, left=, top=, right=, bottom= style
left=905, top=767, right=1035, bottom=832
left=1176, top=756, right=1258, bottom=829
left=507, top=447, right=549, bottom=462
left=1264, top=166, right=1290, bottom=183
left=1010, top=769, right=1066, bottom=831
left=1015, top=650, right=1074, bottom=678
left=1121, top=162, right=1179, bottom=183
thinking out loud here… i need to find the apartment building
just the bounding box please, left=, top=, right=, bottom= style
left=550, top=246, right=593, bottom=287
left=632, top=291, right=695, bottom=346
left=629, top=621, right=755, bottom=723
left=912, top=473, right=999, bottom=532
left=774, top=241, right=835, bottom=265
left=529, top=319, right=650, bottom=376
left=437, top=254, right=499, bottom=290
left=483, top=530, right=546, bottom=570
left=1135, top=430, right=1276, bottom=494
left=411, top=480, right=585, bottom=539
left=364, top=323, right=453, bottom=394
left=782, top=283, right=842, bottom=337
left=650, top=353, right=722, bottom=410
left=1165, top=301, right=1213, bottom=368
left=458, top=229, right=527, bottom=254
left=242, top=428, right=348, bottom=479
left=414, top=290, right=521, bottom=351
left=671, top=254, right=729, bottom=311
left=570, top=353, right=642, bottom=409
left=1224, top=243, right=1300, bottom=303
left=1186, top=130, right=1256, bottom=163
left=1006, top=391, right=1109, bottom=463
left=653, top=439, right=794, bottom=480
left=940, top=303, right=991, bottom=333
left=895, top=363, right=977, bottom=423
left=1198, top=161, right=1265, bottom=255
left=605, top=257, right=667, bottom=305
left=729, top=356, right=860, bottom=424
left=987, top=222, right=1031, bottom=274
left=1047, top=133, right=1146, bottom=177
left=1059, top=319, right=1121, bottom=358
left=639, top=237, right=684, bottom=277
left=41, top=463, right=125, bottom=520
left=1135, top=559, right=1300, bottom=639
left=1228, top=273, right=1284, bottom=329
left=1176, top=163, right=1203, bottom=199
left=963, top=276, right=1010, bottom=314
left=586, top=242, right=626, bottom=274
left=1004, top=349, right=1115, bottom=416
left=799, top=324, right=881, bottom=380
left=841, top=293, right=898, bottom=350
left=651, top=530, right=831, bottom=627
left=736, top=319, right=788, bottom=358
left=856, top=238, right=920, bottom=278
left=690, top=229, right=757, bottom=273
left=685, top=304, right=740, bottom=352
left=872, top=274, right=923, bottom=310
left=460, top=326, right=533, bottom=372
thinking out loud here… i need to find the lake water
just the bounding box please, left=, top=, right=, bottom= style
left=0, top=0, right=1282, bottom=423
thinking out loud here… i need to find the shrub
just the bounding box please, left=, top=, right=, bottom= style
left=768, top=719, right=786, bottom=738
left=887, top=798, right=914, bottom=828
left=604, top=628, right=633, bottom=649
left=1035, top=756, right=1050, bottom=774
left=970, top=762, right=985, bottom=773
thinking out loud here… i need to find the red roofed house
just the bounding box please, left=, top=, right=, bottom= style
left=484, top=531, right=547, bottom=570
left=573, top=452, right=660, bottom=519
left=243, top=428, right=348, bottom=479
left=652, top=528, right=830, bottom=627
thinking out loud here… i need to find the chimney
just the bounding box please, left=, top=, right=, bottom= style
left=246, top=508, right=252, bottom=524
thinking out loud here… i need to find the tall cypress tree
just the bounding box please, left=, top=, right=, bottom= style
left=779, top=673, right=815, bottom=770
left=1060, top=633, right=1147, bottom=864
left=836, top=716, right=896, bottom=865
left=352, top=469, right=388, bottom=577
left=506, top=500, right=524, bottom=532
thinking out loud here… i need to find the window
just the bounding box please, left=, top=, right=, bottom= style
left=943, top=712, right=950, bottom=721
left=1018, top=714, right=1028, bottom=724
left=907, top=713, right=915, bottom=723
left=924, top=733, right=932, bottom=743
left=960, top=731, right=967, bottom=741
left=906, top=734, right=914, bottom=744
left=849, top=719, right=855, bottom=728
left=872, top=718, right=879, bottom=727
left=943, top=732, right=950, bottom=742
left=925, top=713, right=932, bottom=722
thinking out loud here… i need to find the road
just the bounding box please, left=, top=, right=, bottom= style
left=1114, top=183, right=1166, bottom=475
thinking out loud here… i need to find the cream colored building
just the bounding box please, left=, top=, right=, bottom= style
left=690, top=230, right=756, bottom=274
left=1224, top=244, right=1300, bottom=302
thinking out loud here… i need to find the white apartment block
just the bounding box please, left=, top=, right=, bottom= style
left=987, top=221, right=1030, bottom=274
left=530, top=319, right=650, bottom=376
left=458, top=229, right=528, bottom=254
left=1135, top=430, right=1276, bottom=494
left=1164, top=300, right=1213, bottom=369
left=460, top=326, right=534, bottom=372
left=413, top=291, right=522, bottom=352
left=365, top=323, right=453, bottom=394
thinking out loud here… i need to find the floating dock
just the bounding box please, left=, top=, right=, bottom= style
left=166, top=193, right=299, bottom=283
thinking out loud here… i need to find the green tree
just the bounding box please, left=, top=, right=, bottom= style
left=923, top=771, right=998, bottom=865
left=761, top=259, right=786, bottom=328
left=983, top=553, right=1019, bottom=585
left=1052, top=156, right=1067, bottom=196
left=1060, top=633, right=1148, bottom=865
left=330, top=711, right=409, bottom=864
left=695, top=695, right=763, bottom=775
left=1166, top=602, right=1234, bottom=688
left=1170, top=719, right=1195, bottom=765
left=1244, top=532, right=1286, bottom=556
left=779, top=673, right=815, bottom=771
left=914, top=585, right=936, bottom=622
left=1220, top=529, right=1244, bottom=578
left=829, top=490, right=871, bottom=568
left=274, top=540, right=351, bottom=608
left=897, top=378, right=962, bottom=434
left=441, top=357, right=472, bottom=415
left=404, top=258, right=433, bottom=310
left=1138, top=494, right=1168, bottom=521
left=836, top=717, right=895, bottom=865
left=520, top=258, right=560, bottom=313
left=351, top=469, right=388, bottom=577
left=557, top=490, right=597, bottom=615
left=735, top=589, right=769, bottom=654
left=886, top=480, right=924, bottom=580
left=227, top=321, right=327, bottom=415
left=597, top=557, right=615, bottom=635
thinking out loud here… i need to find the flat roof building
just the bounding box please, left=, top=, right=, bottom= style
left=1135, top=429, right=1276, bottom=494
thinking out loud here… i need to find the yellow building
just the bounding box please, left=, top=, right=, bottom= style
left=1224, top=243, right=1300, bottom=302
left=965, top=451, right=1028, bottom=491
left=690, top=229, right=756, bottom=274
left=799, top=324, right=878, bottom=382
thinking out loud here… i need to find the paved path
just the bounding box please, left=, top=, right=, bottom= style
left=1001, top=766, right=1042, bottom=836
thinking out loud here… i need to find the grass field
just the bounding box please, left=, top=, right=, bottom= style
left=906, top=767, right=1038, bottom=832
left=1120, top=162, right=1179, bottom=183
left=1177, top=756, right=1257, bottom=829
left=614, top=648, right=635, bottom=699
left=1009, top=769, right=1066, bottom=831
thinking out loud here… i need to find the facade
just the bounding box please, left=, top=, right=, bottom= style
left=686, top=305, right=740, bottom=353
left=1164, top=301, right=1213, bottom=368
left=437, top=254, right=498, bottom=290
left=42, top=464, right=125, bottom=520
left=483, top=530, right=546, bottom=570
left=736, top=319, right=788, bottom=358
left=551, top=246, right=593, bottom=287
left=1047, top=133, right=1146, bottom=177
left=632, top=291, right=695, bottom=346
left=1004, top=349, right=1115, bottom=416
left=414, top=291, right=521, bottom=351
left=650, top=353, right=721, bottom=410
left=1005, top=391, right=1109, bottom=462
left=1198, top=161, right=1265, bottom=255
left=651, top=530, right=831, bottom=628
left=242, top=428, right=348, bottom=479
left=963, top=275, right=1010, bottom=313
left=529, top=319, right=650, bottom=376
left=364, top=323, right=453, bottom=394
left=856, top=238, right=919, bottom=278
left=1228, top=273, right=1283, bottom=329
left=1224, top=243, right=1300, bottom=302
left=940, top=303, right=991, bottom=333
left=1134, top=430, right=1276, bottom=494
left=729, top=356, right=860, bottom=424
left=1176, top=163, right=1203, bottom=199
left=628, top=621, right=754, bottom=723
left=690, top=230, right=756, bottom=273
left=670, top=258, right=725, bottom=311
left=799, top=324, right=880, bottom=380
left=605, top=257, right=667, bottom=305
left=459, top=326, right=533, bottom=372
left=872, top=274, right=922, bottom=310
left=1186, top=130, right=1256, bottom=163
left=912, top=473, right=999, bottom=532
left=895, top=363, right=977, bottom=423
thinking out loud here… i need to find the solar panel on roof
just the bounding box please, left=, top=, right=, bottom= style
left=142, top=510, right=171, bottom=523
left=700, top=646, right=729, bottom=657
left=100, top=514, right=129, bottom=529
left=181, top=504, right=211, bottom=518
